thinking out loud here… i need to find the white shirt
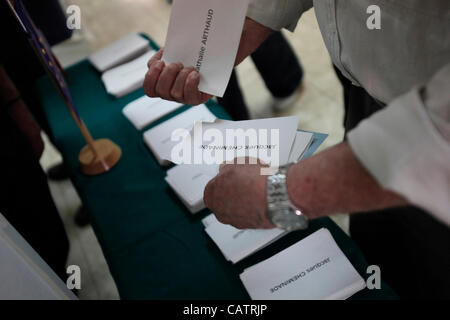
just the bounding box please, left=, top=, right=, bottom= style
left=248, top=0, right=450, bottom=226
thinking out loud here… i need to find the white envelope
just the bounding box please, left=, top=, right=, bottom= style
left=240, top=228, right=366, bottom=300
left=143, top=105, right=216, bottom=166
left=101, top=50, right=156, bottom=98
left=89, top=33, right=150, bottom=72
left=163, top=0, right=249, bottom=97
left=123, top=96, right=183, bottom=130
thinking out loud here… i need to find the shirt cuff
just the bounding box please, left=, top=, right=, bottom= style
left=247, top=0, right=312, bottom=32
left=348, top=88, right=450, bottom=226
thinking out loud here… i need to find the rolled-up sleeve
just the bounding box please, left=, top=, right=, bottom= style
left=247, top=0, right=313, bottom=32
left=348, top=64, right=450, bottom=226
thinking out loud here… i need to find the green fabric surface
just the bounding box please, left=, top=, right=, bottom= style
left=35, top=36, right=397, bottom=300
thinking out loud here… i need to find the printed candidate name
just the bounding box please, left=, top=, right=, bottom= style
left=270, top=257, right=331, bottom=293
left=196, top=9, right=214, bottom=72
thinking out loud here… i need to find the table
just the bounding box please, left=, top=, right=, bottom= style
left=35, top=36, right=397, bottom=300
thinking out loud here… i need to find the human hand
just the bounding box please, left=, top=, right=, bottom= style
left=143, top=18, right=272, bottom=105
left=204, top=158, right=275, bottom=230
left=143, top=49, right=212, bottom=105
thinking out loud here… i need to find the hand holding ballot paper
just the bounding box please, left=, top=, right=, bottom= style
left=151, top=112, right=315, bottom=215
left=143, top=0, right=272, bottom=105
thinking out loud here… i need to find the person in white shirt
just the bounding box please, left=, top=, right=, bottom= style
left=144, top=1, right=449, bottom=298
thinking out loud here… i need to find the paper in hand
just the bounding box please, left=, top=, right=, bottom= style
left=163, top=0, right=249, bottom=97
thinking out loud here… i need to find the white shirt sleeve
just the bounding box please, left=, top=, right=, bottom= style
left=247, top=0, right=313, bottom=31
left=348, top=64, right=450, bottom=226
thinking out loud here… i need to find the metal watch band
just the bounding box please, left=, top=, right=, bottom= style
left=266, top=164, right=309, bottom=231
left=267, top=168, right=292, bottom=215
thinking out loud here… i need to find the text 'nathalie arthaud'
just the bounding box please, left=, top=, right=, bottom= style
left=196, top=9, right=214, bottom=72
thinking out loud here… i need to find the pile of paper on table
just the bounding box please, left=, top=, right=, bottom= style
left=143, top=104, right=217, bottom=166
left=202, top=214, right=287, bottom=263
left=239, top=228, right=366, bottom=300
left=101, top=50, right=156, bottom=98
left=122, top=96, right=183, bottom=130
left=89, top=33, right=150, bottom=72
left=88, top=33, right=157, bottom=98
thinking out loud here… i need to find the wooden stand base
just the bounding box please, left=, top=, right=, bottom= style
left=79, top=139, right=122, bottom=175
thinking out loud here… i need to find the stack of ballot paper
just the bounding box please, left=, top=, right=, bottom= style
left=166, top=164, right=219, bottom=213
left=239, top=228, right=366, bottom=300
left=101, top=49, right=156, bottom=98
left=123, top=96, right=183, bottom=130
left=163, top=0, right=249, bottom=97
left=89, top=33, right=151, bottom=72
left=164, top=125, right=313, bottom=213
left=202, top=214, right=286, bottom=263
left=143, top=104, right=217, bottom=166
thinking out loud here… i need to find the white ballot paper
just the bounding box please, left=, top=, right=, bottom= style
left=101, top=50, right=156, bottom=98
left=166, top=130, right=313, bottom=214
left=203, top=214, right=286, bottom=263
left=163, top=0, right=249, bottom=97
left=123, top=96, right=183, bottom=130
left=240, top=228, right=366, bottom=300
left=143, top=105, right=216, bottom=166
left=171, top=116, right=299, bottom=169
left=89, top=33, right=150, bottom=72
left=166, top=164, right=219, bottom=213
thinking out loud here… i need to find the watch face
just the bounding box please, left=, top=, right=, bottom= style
left=272, top=208, right=308, bottom=231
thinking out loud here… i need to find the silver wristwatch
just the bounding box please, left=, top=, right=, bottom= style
left=266, top=164, right=308, bottom=231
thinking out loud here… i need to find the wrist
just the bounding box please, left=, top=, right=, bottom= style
left=286, top=163, right=310, bottom=219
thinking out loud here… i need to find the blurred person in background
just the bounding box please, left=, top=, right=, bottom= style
left=1, top=0, right=91, bottom=227
left=0, top=0, right=75, bottom=280
left=218, top=31, right=304, bottom=121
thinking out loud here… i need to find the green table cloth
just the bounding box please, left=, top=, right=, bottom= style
left=35, top=36, right=396, bottom=300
